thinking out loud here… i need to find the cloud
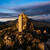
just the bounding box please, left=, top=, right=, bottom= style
left=29, top=14, right=50, bottom=20
left=0, top=12, right=19, bottom=18
left=0, top=14, right=50, bottom=22
left=0, top=13, right=11, bottom=18
left=12, top=2, right=50, bottom=16
left=0, top=1, right=50, bottom=22
left=0, top=17, right=18, bottom=22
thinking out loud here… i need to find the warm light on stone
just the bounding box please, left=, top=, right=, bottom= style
left=18, top=14, right=23, bottom=32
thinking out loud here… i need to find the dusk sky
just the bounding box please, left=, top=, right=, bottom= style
left=0, top=0, right=50, bottom=22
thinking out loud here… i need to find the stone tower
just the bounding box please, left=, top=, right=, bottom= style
left=18, top=13, right=28, bottom=32
left=16, top=13, right=30, bottom=32
left=18, top=14, right=23, bottom=32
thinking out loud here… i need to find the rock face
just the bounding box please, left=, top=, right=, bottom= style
left=38, top=43, right=44, bottom=50
left=46, top=39, right=50, bottom=48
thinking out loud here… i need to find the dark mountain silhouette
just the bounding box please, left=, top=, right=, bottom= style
left=0, top=19, right=50, bottom=27
left=0, top=19, right=50, bottom=32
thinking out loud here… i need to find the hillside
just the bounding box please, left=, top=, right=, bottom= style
left=0, top=19, right=50, bottom=33
left=0, top=13, right=50, bottom=50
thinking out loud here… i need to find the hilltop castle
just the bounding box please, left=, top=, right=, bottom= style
left=16, top=13, right=34, bottom=32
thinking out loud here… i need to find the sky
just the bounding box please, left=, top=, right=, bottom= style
left=0, top=0, right=50, bottom=22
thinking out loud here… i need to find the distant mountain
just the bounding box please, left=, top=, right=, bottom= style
left=30, top=19, right=50, bottom=27
left=35, top=19, right=50, bottom=23
left=0, top=19, right=50, bottom=27
left=0, top=19, right=18, bottom=26
left=28, top=14, right=50, bottom=23
left=0, top=22, right=6, bottom=25
left=0, top=19, right=50, bottom=30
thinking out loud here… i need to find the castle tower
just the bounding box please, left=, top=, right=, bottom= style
left=18, top=14, right=23, bottom=32
left=22, top=13, right=27, bottom=18
left=16, top=13, right=31, bottom=32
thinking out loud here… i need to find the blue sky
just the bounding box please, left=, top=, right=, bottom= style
left=0, top=0, right=50, bottom=13
left=0, top=0, right=50, bottom=22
